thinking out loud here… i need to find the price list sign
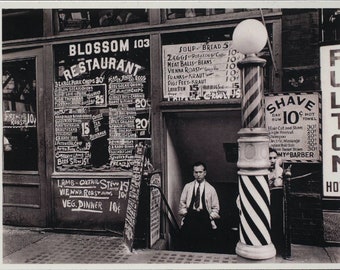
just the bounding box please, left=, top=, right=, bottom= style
left=53, top=177, right=130, bottom=229
left=54, top=36, right=150, bottom=172
left=265, top=93, right=321, bottom=162
left=162, top=41, right=243, bottom=101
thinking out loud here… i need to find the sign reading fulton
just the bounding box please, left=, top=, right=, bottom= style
left=321, top=44, right=340, bottom=198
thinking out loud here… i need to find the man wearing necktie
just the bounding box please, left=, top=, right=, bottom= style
left=178, top=161, right=220, bottom=252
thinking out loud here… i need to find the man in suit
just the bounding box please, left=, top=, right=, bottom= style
left=178, top=161, right=220, bottom=252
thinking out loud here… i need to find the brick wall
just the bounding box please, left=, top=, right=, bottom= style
left=282, top=9, right=321, bottom=92
left=287, top=163, right=324, bottom=245
left=282, top=9, right=320, bottom=67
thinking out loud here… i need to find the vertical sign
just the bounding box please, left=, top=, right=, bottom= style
left=149, top=172, right=161, bottom=247
left=265, top=93, right=321, bottom=162
left=123, top=145, right=146, bottom=251
left=321, top=44, right=340, bottom=197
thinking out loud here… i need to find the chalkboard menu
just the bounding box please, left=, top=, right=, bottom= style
left=162, top=41, right=244, bottom=101
left=123, top=145, right=146, bottom=251
left=54, top=36, right=151, bottom=172
left=53, top=177, right=130, bottom=230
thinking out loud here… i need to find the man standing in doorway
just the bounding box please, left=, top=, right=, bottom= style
left=268, top=148, right=284, bottom=254
left=178, top=161, right=220, bottom=252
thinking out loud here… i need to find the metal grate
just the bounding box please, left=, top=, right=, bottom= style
left=147, top=251, right=238, bottom=264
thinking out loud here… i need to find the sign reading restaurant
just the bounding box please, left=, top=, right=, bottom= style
left=321, top=44, right=340, bottom=198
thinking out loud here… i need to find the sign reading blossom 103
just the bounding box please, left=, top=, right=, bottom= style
left=162, top=41, right=244, bottom=101
left=265, top=93, right=321, bottom=163
left=321, top=44, right=340, bottom=198
left=54, top=36, right=151, bottom=172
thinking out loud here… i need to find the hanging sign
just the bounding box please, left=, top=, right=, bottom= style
left=162, top=41, right=243, bottom=101
left=321, top=44, right=340, bottom=197
left=265, top=92, right=321, bottom=163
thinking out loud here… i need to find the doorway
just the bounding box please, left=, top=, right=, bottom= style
left=165, top=109, right=241, bottom=253
left=2, top=48, right=48, bottom=227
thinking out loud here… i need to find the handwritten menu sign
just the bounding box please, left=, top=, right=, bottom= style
left=162, top=41, right=244, bottom=101
left=54, top=37, right=150, bottom=172
left=53, top=177, right=130, bottom=229
left=123, top=145, right=146, bottom=251
left=149, top=172, right=161, bottom=247
left=265, top=93, right=321, bottom=162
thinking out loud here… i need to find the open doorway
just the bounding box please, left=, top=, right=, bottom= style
left=165, top=109, right=241, bottom=253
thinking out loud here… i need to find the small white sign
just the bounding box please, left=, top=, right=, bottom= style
left=265, top=93, right=321, bottom=163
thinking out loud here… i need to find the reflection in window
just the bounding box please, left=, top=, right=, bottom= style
left=2, top=59, right=38, bottom=171
left=165, top=9, right=256, bottom=20
left=57, top=9, right=149, bottom=32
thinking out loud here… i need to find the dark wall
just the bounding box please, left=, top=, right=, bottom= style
left=166, top=110, right=241, bottom=185
left=282, top=9, right=321, bottom=92
left=281, top=9, right=324, bottom=246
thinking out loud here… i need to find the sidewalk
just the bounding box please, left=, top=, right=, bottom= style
left=2, top=225, right=340, bottom=268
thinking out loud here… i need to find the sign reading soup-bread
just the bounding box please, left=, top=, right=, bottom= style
left=162, top=41, right=243, bottom=101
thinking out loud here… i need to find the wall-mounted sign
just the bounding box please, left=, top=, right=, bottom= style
left=265, top=92, right=321, bottom=163
left=53, top=177, right=130, bottom=230
left=321, top=44, right=340, bottom=198
left=54, top=36, right=151, bottom=172
left=162, top=41, right=243, bottom=101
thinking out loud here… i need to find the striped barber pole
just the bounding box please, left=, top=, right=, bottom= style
left=236, top=55, right=275, bottom=259
left=241, top=66, right=265, bottom=129
left=238, top=174, right=271, bottom=246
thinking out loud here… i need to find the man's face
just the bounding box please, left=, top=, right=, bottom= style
left=269, top=151, right=277, bottom=169
left=193, top=165, right=206, bottom=182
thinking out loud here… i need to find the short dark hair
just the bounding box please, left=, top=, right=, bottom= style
left=192, top=161, right=207, bottom=171
left=269, top=148, right=278, bottom=154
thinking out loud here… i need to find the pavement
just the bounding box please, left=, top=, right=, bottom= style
left=2, top=225, right=340, bottom=269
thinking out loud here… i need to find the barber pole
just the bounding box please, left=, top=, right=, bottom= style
left=236, top=56, right=276, bottom=259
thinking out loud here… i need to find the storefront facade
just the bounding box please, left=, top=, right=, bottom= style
left=2, top=8, right=340, bottom=251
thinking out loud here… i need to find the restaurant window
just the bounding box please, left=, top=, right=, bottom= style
left=3, top=59, right=38, bottom=171
left=53, top=36, right=151, bottom=172
left=2, top=9, right=43, bottom=41
left=165, top=8, right=258, bottom=20
left=57, top=9, right=149, bottom=32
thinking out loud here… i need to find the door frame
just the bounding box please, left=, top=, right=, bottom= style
left=3, top=48, right=48, bottom=227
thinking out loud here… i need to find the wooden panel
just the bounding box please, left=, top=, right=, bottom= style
left=3, top=184, right=41, bottom=207
left=3, top=207, right=45, bottom=227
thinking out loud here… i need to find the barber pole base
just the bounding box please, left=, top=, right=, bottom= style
left=236, top=242, right=276, bottom=260
left=236, top=128, right=276, bottom=260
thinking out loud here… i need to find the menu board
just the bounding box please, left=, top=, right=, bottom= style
left=123, top=145, right=146, bottom=251
left=265, top=92, right=321, bottom=162
left=162, top=41, right=243, bottom=101
left=53, top=177, right=130, bottom=230
left=54, top=36, right=151, bottom=172
left=149, top=172, right=161, bottom=247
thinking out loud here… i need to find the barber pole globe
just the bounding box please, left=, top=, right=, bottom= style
left=235, top=57, right=276, bottom=260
